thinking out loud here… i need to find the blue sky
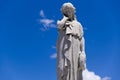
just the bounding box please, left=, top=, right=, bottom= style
left=0, top=0, right=119, bottom=80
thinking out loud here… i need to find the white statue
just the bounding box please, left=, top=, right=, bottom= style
left=56, top=2, right=86, bottom=80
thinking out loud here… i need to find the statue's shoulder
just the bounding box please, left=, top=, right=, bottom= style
left=72, top=20, right=82, bottom=28
left=76, top=21, right=82, bottom=26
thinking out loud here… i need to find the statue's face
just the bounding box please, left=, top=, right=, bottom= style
left=62, top=6, right=75, bottom=20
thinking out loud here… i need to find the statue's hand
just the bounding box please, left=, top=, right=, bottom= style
left=57, top=16, right=69, bottom=30
left=80, top=51, right=86, bottom=61
left=65, top=21, right=71, bottom=26
left=79, top=51, right=86, bottom=70
left=63, top=16, right=69, bottom=22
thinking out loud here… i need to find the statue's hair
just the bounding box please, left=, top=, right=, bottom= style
left=61, top=2, right=76, bottom=15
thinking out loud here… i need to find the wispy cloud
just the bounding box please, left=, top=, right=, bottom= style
left=83, top=27, right=88, bottom=30
left=102, top=77, right=111, bottom=80
left=40, top=10, right=45, bottom=18
left=51, top=45, right=56, bottom=49
left=50, top=53, right=57, bottom=59
left=39, top=10, right=56, bottom=31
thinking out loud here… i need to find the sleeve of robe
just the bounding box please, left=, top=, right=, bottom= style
left=79, top=23, right=86, bottom=70
left=57, top=16, right=68, bottom=30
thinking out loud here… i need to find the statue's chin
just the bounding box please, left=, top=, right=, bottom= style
left=63, top=15, right=74, bottom=21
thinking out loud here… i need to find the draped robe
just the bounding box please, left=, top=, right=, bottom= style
left=57, top=17, right=86, bottom=80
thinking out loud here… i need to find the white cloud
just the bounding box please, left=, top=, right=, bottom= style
left=39, top=10, right=56, bottom=31
left=40, top=19, right=54, bottom=26
left=49, top=53, right=111, bottom=80
left=51, top=45, right=56, bottom=49
left=83, top=69, right=111, bottom=80
left=50, top=53, right=57, bottom=59
left=102, top=77, right=111, bottom=80
left=83, top=69, right=101, bottom=80
left=40, top=10, right=45, bottom=18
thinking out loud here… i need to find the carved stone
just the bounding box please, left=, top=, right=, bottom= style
left=56, top=3, right=86, bottom=80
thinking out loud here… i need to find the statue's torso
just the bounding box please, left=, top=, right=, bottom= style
left=66, top=20, right=82, bottom=39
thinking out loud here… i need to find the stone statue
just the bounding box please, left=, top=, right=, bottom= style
left=56, top=3, right=86, bottom=80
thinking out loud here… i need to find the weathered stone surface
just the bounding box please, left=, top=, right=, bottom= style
left=56, top=2, right=86, bottom=80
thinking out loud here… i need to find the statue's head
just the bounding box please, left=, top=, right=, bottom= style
left=61, top=2, right=76, bottom=20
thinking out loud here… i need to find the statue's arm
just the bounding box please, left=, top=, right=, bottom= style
left=79, top=23, right=84, bottom=39
left=79, top=23, right=86, bottom=70
left=80, top=37, right=85, bottom=53
left=79, top=23, right=85, bottom=53
left=57, top=16, right=68, bottom=30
